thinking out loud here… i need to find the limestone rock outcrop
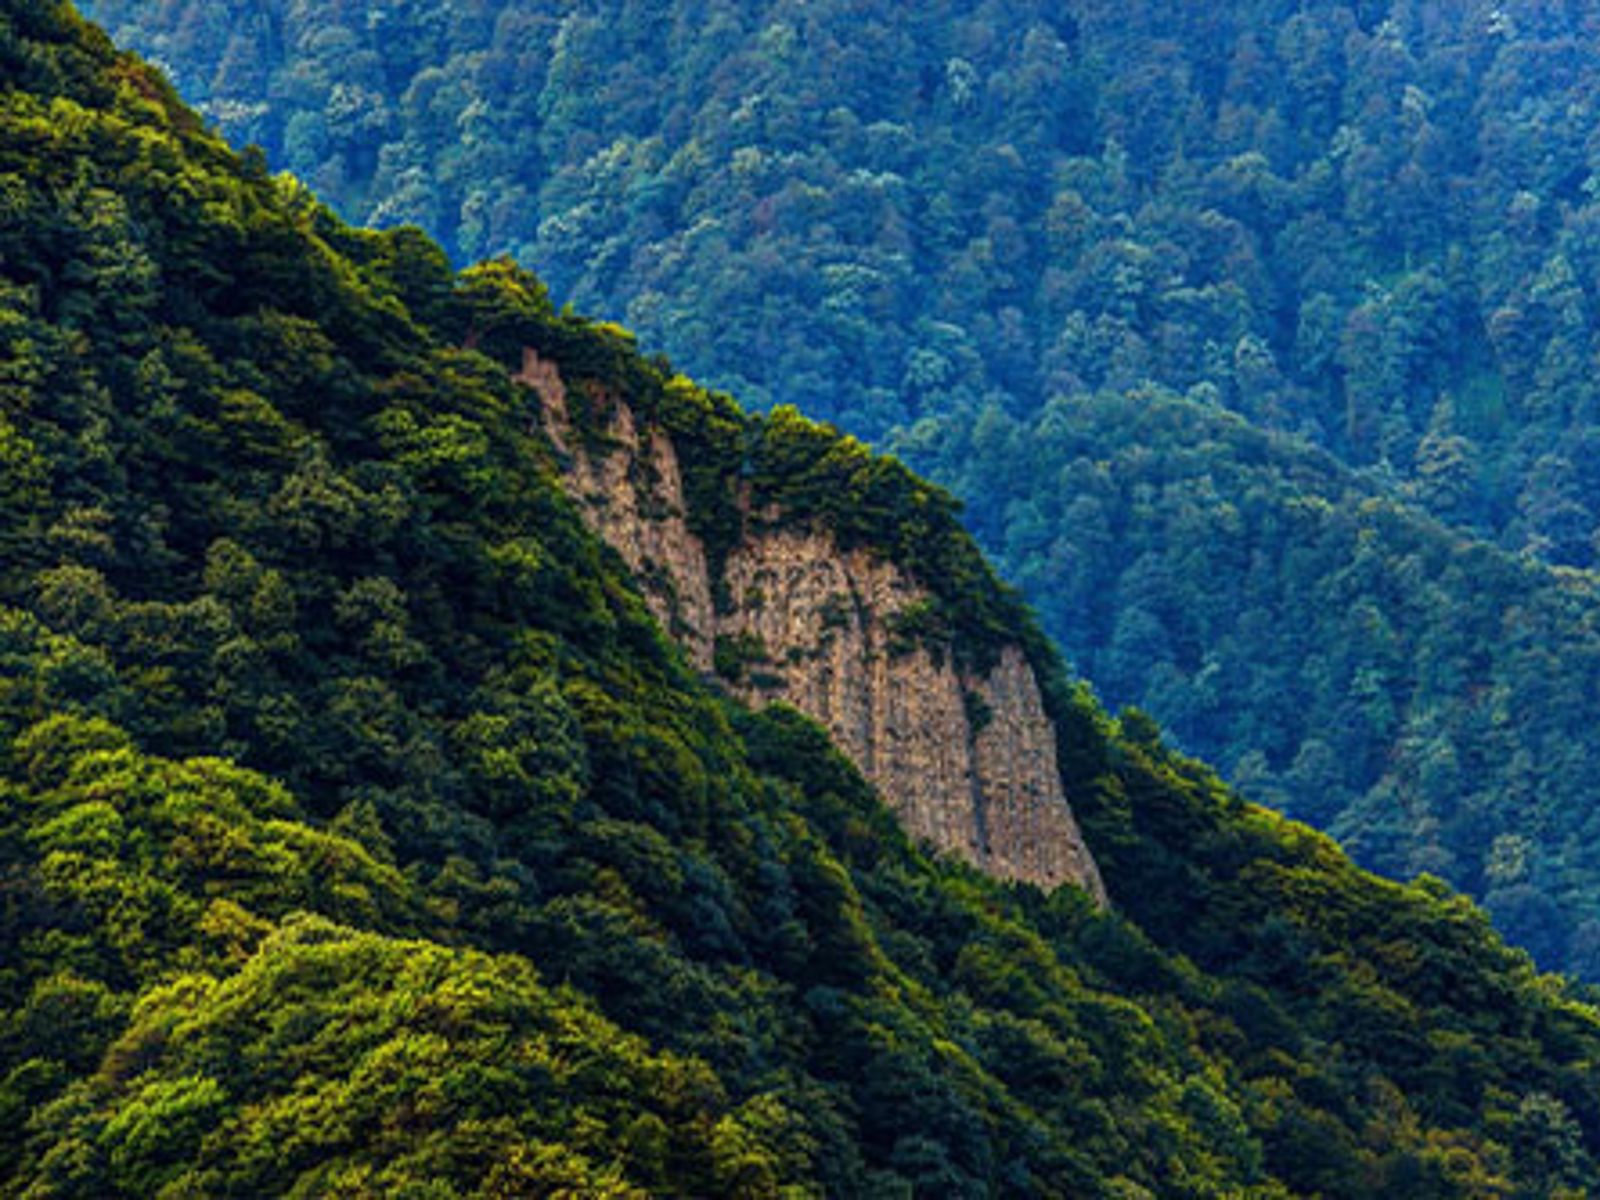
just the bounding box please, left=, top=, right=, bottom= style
left=520, top=349, right=1105, bottom=902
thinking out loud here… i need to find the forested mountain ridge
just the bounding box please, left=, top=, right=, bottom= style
left=78, top=0, right=1600, bottom=980
left=8, top=3, right=1600, bottom=1194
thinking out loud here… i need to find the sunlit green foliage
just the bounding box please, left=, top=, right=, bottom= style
left=80, top=0, right=1600, bottom=557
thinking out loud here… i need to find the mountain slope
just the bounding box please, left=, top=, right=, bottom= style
left=77, top=0, right=1600, bottom=981
left=6, top=4, right=1600, bottom=1196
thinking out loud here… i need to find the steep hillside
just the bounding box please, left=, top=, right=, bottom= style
left=79, top=0, right=1600, bottom=980
left=7, top=4, right=1600, bottom=1196
left=910, top=386, right=1600, bottom=978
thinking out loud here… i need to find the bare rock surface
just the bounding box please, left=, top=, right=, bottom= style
left=522, top=349, right=1105, bottom=901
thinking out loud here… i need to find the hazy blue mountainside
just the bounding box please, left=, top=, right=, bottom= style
left=78, top=0, right=1600, bottom=979
left=8, top=4, right=1600, bottom=1195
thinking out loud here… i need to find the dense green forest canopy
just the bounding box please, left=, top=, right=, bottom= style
left=77, top=0, right=1600, bottom=554
left=77, top=0, right=1600, bottom=981
left=8, top=3, right=1600, bottom=1195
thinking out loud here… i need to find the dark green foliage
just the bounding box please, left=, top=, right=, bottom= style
left=444, top=269, right=1035, bottom=669
left=713, top=631, right=770, bottom=685
left=6, top=5, right=1600, bottom=1196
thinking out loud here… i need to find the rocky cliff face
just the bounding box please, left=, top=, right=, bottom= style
left=521, top=349, right=1105, bottom=902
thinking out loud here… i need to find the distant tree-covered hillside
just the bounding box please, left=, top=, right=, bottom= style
left=10, top=4, right=1600, bottom=1194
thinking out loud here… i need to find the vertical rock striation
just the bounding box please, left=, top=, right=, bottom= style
left=521, top=349, right=1105, bottom=902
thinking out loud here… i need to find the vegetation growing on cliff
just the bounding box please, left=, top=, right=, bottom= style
left=6, top=5, right=1600, bottom=1195
left=457, top=262, right=1035, bottom=673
